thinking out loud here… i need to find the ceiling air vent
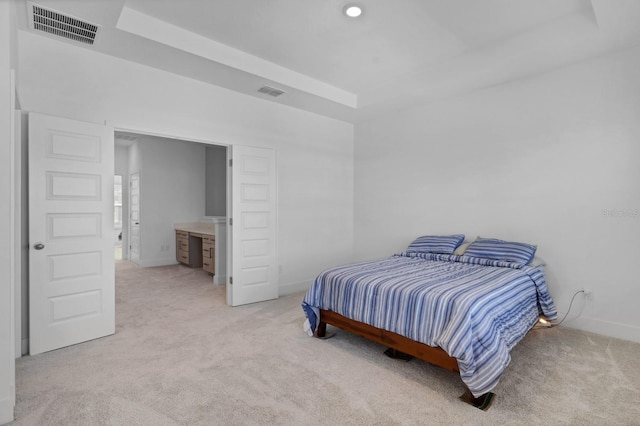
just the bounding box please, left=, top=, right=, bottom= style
left=258, top=86, right=286, bottom=97
left=27, top=2, right=99, bottom=45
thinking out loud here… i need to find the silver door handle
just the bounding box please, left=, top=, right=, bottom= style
left=34, top=243, right=45, bottom=250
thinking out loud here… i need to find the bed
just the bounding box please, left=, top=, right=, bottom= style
left=302, top=235, right=557, bottom=409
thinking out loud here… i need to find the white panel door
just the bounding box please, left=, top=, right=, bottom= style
left=228, top=145, right=278, bottom=306
left=29, top=113, right=115, bottom=355
left=129, top=172, right=140, bottom=264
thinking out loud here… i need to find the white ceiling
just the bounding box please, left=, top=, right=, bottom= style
left=14, top=0, right=640, bottom=123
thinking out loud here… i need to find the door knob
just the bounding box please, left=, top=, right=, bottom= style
left=34, top=243, right=45, bottom=250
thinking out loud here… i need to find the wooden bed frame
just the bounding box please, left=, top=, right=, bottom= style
left=316, top=309, right=495, bottom=410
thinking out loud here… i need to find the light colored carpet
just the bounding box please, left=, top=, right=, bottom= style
left=10, top=261, right=640, bottom=425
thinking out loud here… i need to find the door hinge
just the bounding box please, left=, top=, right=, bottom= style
left=229, top=218, right=233, bottom=226
left=229, top=159, right=233, bottom=167
left=229, top=277, right=233, bottom=285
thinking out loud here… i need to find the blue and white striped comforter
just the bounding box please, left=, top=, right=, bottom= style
left=302, top=252, right=557, bottom=397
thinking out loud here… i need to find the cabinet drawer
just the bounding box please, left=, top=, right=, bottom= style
left=203, top=257, right=214, bottom=273
left=176, top=231, right=189, bottom=249
left=177, top=251, right=189, bottom=264
left=202, top=243, right=212, bottom=257
left=176, top=230, right=189, bottom=264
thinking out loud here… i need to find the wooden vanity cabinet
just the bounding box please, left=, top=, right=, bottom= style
left=175, top=229, right=214, bottom=275
left=202, top=235, right=215, bottom=274
left=175, top=230, right=190, bottom=265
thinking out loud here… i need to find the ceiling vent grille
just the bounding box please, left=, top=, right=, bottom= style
left=258, top=86, right=286, bottom=97
left=27, top=2, right=99, bottom=45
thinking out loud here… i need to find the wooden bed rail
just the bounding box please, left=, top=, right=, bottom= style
left=317, top=309, right=459, bottom=372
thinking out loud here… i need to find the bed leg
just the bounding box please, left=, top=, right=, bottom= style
left=317, top=321, right=327, bottom=338
left=459, top=389, right=495, bottom=411
left=383, top=348, right=413, bottom=361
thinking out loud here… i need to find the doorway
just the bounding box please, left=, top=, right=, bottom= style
left=114, top=132, right=227, bottom=272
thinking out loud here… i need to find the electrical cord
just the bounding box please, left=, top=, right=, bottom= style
left=545, top=289, right=585, bottom=328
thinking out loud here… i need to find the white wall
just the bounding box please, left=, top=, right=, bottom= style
left=354, top=45, right=640, bottom=343
left=0, top=1, right=16, bottom=422
left=17, top=30, right=354, bottom=295
left=138, top=135, right=207, bottom=267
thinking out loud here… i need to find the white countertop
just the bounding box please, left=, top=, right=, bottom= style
left=174, top=222, right=215, bottom=236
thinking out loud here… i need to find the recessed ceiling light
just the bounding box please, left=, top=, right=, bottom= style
left=343, top=4, right=363, bottom=18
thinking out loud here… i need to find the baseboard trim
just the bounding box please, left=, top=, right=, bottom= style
left=565, top=317, right=640, bottom=344
left=213, top=275, right=226, bottom=286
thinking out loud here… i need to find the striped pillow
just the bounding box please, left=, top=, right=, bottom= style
left=464, top=238, right=537, bottom=265
left=406, top=234, right=465, bottom=255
